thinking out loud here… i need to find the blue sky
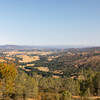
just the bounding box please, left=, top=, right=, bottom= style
left=0, top=0, right=100, bottom=46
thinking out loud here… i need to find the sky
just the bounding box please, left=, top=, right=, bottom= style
left=0, top=0, right=100, bottom=46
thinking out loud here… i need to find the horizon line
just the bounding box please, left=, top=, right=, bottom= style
left=0, top=44, right=100, bottom=47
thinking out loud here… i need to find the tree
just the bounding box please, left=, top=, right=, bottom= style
left=93, top=72, right=100, bottom=96
left=61, top=91, right=72, bottom=100
left=62, top=78, right=80, bottom=96
left=25, top=77, right=38, bottom=98
left=0, top=63, right=17, bottom=98
left=15, top=70, right=28, bottom=99
left=15, top=70, right=38, bottom=99
left=55, top=93, right=60, bottom=100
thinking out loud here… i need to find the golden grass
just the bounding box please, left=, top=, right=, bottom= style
left=17, top=55, right=40, bottom=63
left=34, top=67, right=49, bottom=72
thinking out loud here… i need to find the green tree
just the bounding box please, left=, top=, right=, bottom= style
left=15, top=70, right=38, bottom=99
left=25, top=77, right=38, bottom=98
left=61, top=91, right=72, bottom=100
left=62, top=78, right=80, bottom=96
left=93, top=72, right=100, bottom=96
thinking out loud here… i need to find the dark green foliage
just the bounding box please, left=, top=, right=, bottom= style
left=93, top=72, right=100, bottom=96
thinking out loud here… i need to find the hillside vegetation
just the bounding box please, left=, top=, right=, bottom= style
left=0, top=47, right=100, bottom=100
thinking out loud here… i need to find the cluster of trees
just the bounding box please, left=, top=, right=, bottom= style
left=0, top=63, right=17, bottom=98
left=0, top=63, right=38, bottom=100
left=15, top=49, right=100, bottom=79
left=1, top=63, right=100, bottom=100
left=38, top=69, right=100, bottom=100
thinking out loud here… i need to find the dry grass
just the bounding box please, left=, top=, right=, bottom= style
left=26, top=64, right=35, bottom=66
left=4, top=51, right=53, bottom=56
left=34, top=67, right=49, bottom=72
left=5, top=57, right=15, bottom=61
left=48, top=56, right=59, bottom=61
left=0, top=59, right=5, bottom=62
left=17, top=55, right=40, bottom=63
left=52, top=75, right=60, bottom=78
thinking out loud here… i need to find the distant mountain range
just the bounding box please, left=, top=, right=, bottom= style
left=0, top=45, right=37, bottom=50
left=0, top=44, right=98, bottom=50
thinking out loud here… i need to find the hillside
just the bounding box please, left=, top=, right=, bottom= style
left=1, top=47, right=100, bottom=100
left=0, top=46, right=100, bottom=77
